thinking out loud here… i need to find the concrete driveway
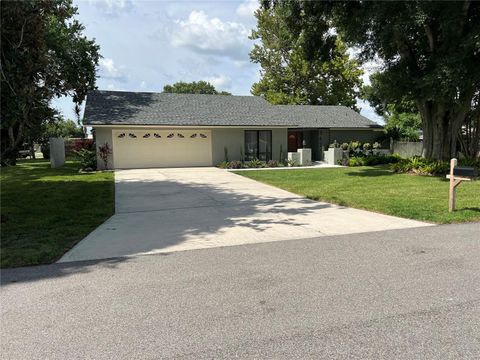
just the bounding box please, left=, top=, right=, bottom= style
left=60, top=168, right=431, bottom=262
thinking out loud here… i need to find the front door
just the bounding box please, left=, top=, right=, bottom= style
left=288, top=131, right=302, bottom=152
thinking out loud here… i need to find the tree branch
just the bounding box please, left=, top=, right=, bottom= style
left=14, top=18, right=27, bottom=49
left=424, top=24, right=434, bottom=52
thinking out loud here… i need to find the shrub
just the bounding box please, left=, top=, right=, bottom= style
left=224, top=146, right=229, bottom=162
left=217, top=161, right=229, bottom=169
left=340, top=142, right=349, bottom=150
left=98, top=142, right=112, bottom=169
left=350, top=141, right=362, bottom=151
left=245, top=158, right=266, bottom=168
left=345, top=154, right=401, bottom=167
left=363, top=143, right=372, bottom=151
left=279, top=144, right=284, bottom=164
left=391, top=156, right=450, bottom=176
left=287, top=159, right=298, bottom=167
left=228, top=160, right=243, bottom=169
left=329, top=140, right=340, bottom=148
left=267, top=160, right=279, bottom=167
left=41, top=143, right=50, bottom=159
left=75, top=149, right=97, bottom=170
left=373, top=142, right=381, bottom=150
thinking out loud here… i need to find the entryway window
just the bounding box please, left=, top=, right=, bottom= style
left=245, top=130, right=272, bottom=161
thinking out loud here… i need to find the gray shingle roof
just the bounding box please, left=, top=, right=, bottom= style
left=83, top=90, right=382, bottom=129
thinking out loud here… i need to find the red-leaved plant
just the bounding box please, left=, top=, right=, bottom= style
left=99, top=142, right=112, bottom=169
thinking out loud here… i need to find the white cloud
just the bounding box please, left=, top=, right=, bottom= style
left=171, top=10, right=251, bottom=60
left=203, top=75, right=232, bottom=90
left=236, top=0, right=259, bottom=18
left=90, top=0, right=134, bottom=16
left=99, top=58, right=128, bottom=83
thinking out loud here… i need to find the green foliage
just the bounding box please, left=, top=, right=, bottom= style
left=391, top=157, right=479, bottom=176
left=41, top=143, right=50, bottom=160
left=37, top=119, right=85, bottom=147
left=75, top=149, right=97, bottom=170
left=383, top=105, right=422, bottom=141
left=237, top=166, right=480, bottom=224
left=163, top=81, right=231, bottom=95
left=245, top=158, right=266, bottom=168
left=350, top=141, right=362, bottom=151
left=287, top=159, right=298, bottom=167
left=1, top=0, right=100, bottom=165
left=250, top=3, right=363, bottom=109
left=329, top=140, right=340, bottom=148
left=340, top=143, right=349, bottom=150
left=363, top=143, right=371, bottom=151
left=267, top=1, right=480, bottom=160
left=224, top=146, right=229, bottom=162
left=43, top=119, right=84, bottom=139
left=279, top=144, right=284, bottom=164
left=0, top=160, right=114, bottom=267
left=342, top=154, right=401, bottom=167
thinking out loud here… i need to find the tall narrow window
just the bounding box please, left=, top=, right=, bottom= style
left=244, top=130, right=272, bottom=161
left=258, top=130, right=272, bottom=161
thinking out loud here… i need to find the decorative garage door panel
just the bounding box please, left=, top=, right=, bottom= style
left=112, top=129, right=212, bottom=168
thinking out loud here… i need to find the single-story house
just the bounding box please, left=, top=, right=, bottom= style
left=84, top=90, right=383, bottom=169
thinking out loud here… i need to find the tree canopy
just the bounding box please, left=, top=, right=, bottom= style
left=264, top=0, right=480, bottom=160
left=1, top=0, right=100, bottom=165
left=163, top=81, right=231, bottom=95
left=250, top=3, right=363, bottom=109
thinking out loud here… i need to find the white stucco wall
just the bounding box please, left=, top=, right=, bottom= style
left=93, top=126, right=288, bottom=168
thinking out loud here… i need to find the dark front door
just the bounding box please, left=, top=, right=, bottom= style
left=288, top=131, right=302, bottom=152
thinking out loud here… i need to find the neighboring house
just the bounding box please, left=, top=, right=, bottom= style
left=84, top=90, right=383, bottom=169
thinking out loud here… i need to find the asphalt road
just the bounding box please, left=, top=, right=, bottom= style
left=1, top=223, right=479, bottom=359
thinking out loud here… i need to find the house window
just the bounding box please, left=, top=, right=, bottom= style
left=244, top=130, right=272, bottom=161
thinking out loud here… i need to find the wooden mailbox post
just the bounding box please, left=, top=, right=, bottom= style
left=447, top=158, right=477, bottom=212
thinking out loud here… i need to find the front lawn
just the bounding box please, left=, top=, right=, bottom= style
left=235, top=166, right=480, bottom=224
left=1, top=160, right=114, bottom=268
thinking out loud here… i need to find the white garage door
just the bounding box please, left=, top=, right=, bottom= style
left=112, top=129, right=212, bottom=169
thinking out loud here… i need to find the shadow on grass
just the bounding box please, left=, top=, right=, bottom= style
left=1, top=160, right=115, bottom=269
left=345, top=166, right=395, bottom=177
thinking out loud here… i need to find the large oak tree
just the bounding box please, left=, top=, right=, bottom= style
left=265, top=0, right=480, bottom=160
left=1, top=0, right=100, bottom=165
left=250, top=2, right=363, bottom=109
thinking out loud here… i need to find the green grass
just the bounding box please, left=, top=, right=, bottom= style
left=1, top=159, right=114, bottom=268
left=235, top=166, right=480, bottom=224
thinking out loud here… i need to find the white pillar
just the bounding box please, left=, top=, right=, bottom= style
left=49, top=137, right=65, bottom=168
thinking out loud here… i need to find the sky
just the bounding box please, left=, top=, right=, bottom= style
left=53, top=0, right=383, bottom=124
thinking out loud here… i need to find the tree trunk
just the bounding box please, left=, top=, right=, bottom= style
left=417, top=101, right=467, bottom=160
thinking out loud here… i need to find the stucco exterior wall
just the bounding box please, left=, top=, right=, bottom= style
left=211, top=128, right=288, bottom=165
left=329, top=129, right=383, bottom=146
left=94, top=126, right=288, bottom=168
left=95, top=127, right=114, bottom=169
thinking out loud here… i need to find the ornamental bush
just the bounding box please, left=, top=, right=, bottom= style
left=75, top=149, right=97, bottom=170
